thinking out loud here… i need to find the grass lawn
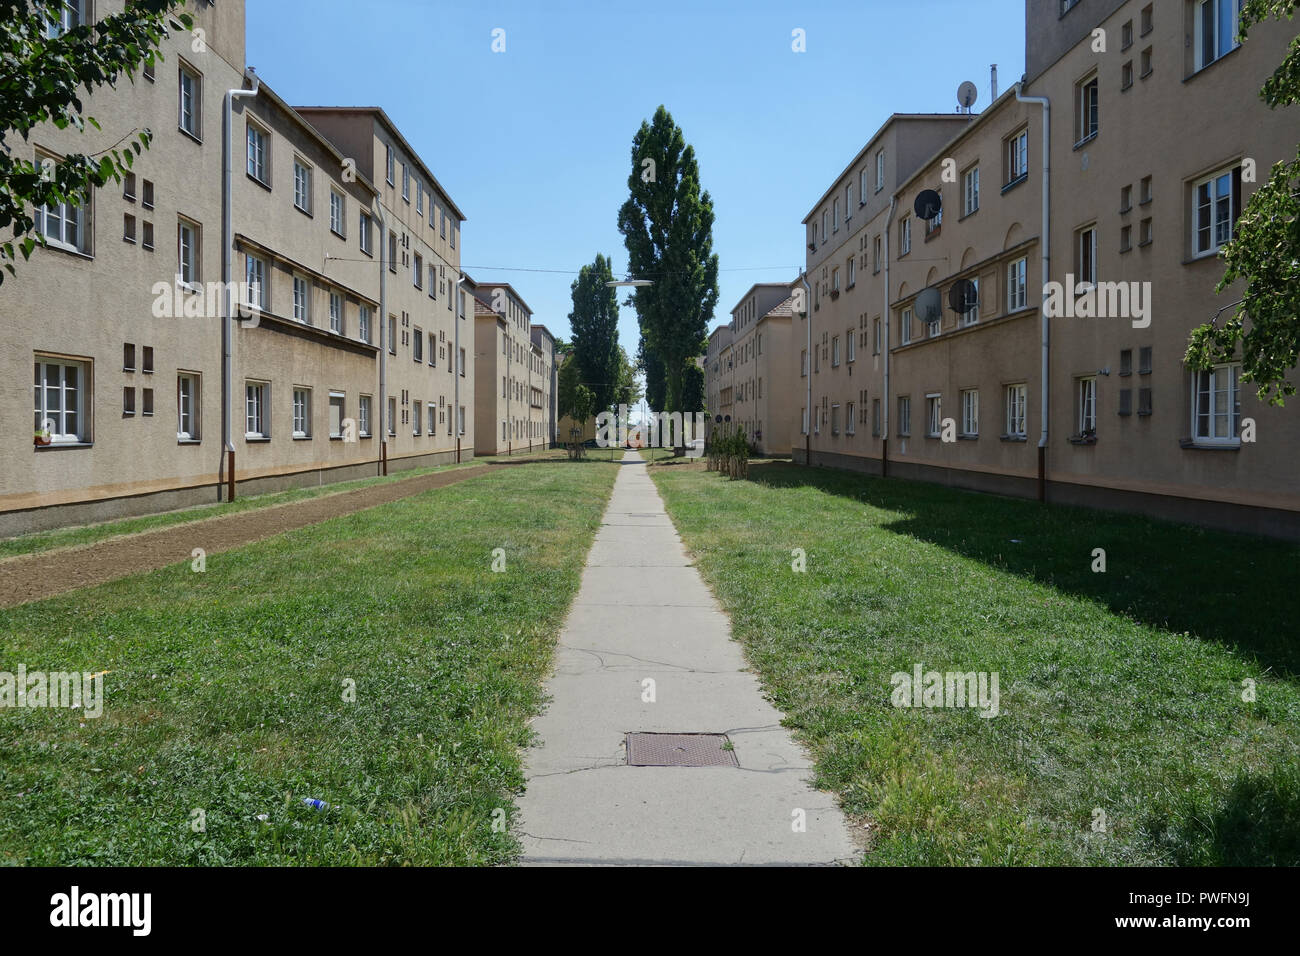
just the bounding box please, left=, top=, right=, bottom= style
left=650, top=461, right=1300, bottom=865
left=0, top=459, right=495, bottom=562
left=0, top=458, right=618, bottom=865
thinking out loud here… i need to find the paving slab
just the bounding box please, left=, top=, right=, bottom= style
left=516, top=450, right=859, bottom=866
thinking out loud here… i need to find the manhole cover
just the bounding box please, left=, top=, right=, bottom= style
left=625, top=733, right=738, bottom=767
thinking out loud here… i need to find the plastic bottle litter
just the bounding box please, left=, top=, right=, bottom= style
left=301, top=798, right=328, bottom=811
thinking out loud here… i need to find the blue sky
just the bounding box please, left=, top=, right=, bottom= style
left=249, top=0, right=1025, bottom=360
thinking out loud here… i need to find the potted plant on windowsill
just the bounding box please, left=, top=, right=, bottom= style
left=34, top=427, right=52, bottom=447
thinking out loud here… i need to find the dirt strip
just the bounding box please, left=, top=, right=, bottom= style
left=0, top=464, right=491, bottom=609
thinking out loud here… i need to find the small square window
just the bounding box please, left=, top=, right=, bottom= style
left=142, top=387, right=154, bottom=417
left=1122, top=61, right=1133, bottom=90
left=143, top=346, right=154, bottom=373
left=123, top=386, right=136, bottom=416
left=142, top=180, right=155, bottom=210
left=1138, top=346, right=1152, bottom=374
left=1119, top=348, right=1133, bottom=376
left=1138, top=387, right=1152, bottom=416
left=1140, top=47, right=1152, bottom=77
left=142, top=221, right=154, bottom=251
left=123, top=343, right=136, bottom=372
left=123, top=214, right=136, bottom=243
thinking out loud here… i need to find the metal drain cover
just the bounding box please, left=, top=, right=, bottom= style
left=625, top=733, right=738, bottom=767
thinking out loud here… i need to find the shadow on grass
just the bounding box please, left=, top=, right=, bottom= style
left=1156, top=765, right=1300, bottom=865
left=745, top=461, right=1300, bottom=678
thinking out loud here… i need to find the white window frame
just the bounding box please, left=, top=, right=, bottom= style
left=1078, top=376, right=1097, bottom=434
left=1006, top=383, right=1027, bottom=437
left=35, top=178, right=86, bottom=253
left=1195, top=0, right=1241, bottom=72
left=960, top=277, right=979, bottom=327
left=386, top=145, right=395, bottom=186
left=292, top=387, right=311, bottom=439
left=1077, top=227, right=1097, bottom=288
left=963, top=165, right=980, bottom=215
left=875, top=150, right=885, bottom=192
left=177, top=371, right=199, bottom=441
left=178, top=218, right=200, bottom=288
left=178, top=64, right=201, bottom=138
left=358, top=304, right=372, bottom=343
left=900, top=217, right=911, bottom=256
left=358, top=395, right=372, bottom=437
left=359, top=212, right=373, bottom=255
left=1192, top=362, right=1241, bottom=443
left=245, top=381, right=268, bottom=439
left=961, top=388, right=979, bottom=437
left=246, top=122, right=268, bottom=183
left=926, top=394, right=942, bottom=437
left=898, top=395, right=911, bottom=436
left=293, top=160, right=312, bottom=214
left=292, top=275, right=310, bottom=323
left=34, top=356, right=88, bottom=443
left=330, top=190, right=345, bottom=237
left=1007, top=257, right=1027, bottom=312
left=329, top=292, right=344, bottom=334
left=245, top=253, right=266, bottom=311
left=1077, top=75, right=1099, bottom=145
left=1008, top=129, right=1029, bottom=182
left=329, top=391, right=345, bottom=439
left=1193, top=167, right=1238, bottom=256
left=901, top=307, right=913, bottom=345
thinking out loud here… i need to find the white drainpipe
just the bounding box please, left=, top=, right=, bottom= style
left=882, top=195, right=897, bottom=476
left=221, top=67, right=259, bottom=502
left=800, top=271, right=812, bottom=465
left=374, top=198, right=388, bottom=475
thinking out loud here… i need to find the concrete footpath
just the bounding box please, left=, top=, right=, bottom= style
left=516, top=450, right=858, bottom=865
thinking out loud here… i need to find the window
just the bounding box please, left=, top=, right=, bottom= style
left=358, top=395, right=372, bottom=437
left=1141, top=3, right=1153, bottom=35
left=873, top=317, right=882, bottom=355
left=961, top=389, right=979, bottom=436
left=1140, top=217, right=1153, bottom=246
left=141, top=387, right=154, bottom=416
left=1139, top=346, right=1153, bottom=374
left=900, top=307, right=913, bottom=345
left=428, top=331, right=436, bottom=366
left=142, top=346, right=153, bottom=374
left=1138, top=386, right=1153, bottom=416
left=359, top=304, right=372, bottom=343
left=292, top=275, right=310, bottom=323
left=1122, top=60, right=1133, bottom=90
left=963, top=166, right=980, bottom=215
left=898, top=396, right=911, bottom=436
left=293, top=160, right=312, bottom=213
left=801, top=407, right=809, bottom=435
left=44, top=0, right=83, bottom=36
left=831, top=267, right=840, bottom=294
left=1077, top=377, right=1097, bottom=435
left=1122, top=19, right=1134, bottom=49
left=459, top=347, right=466, bottom=377
left=859, top=168, right=869, bottom=203
left=414, top=253, right=423, bottom=289
left=123, top=343, right=136, bottom=372
left=330, top=191, right=345, bottom=237
left=416, top=181, right=424, bottom=216
left=142, top=221, right=154, bottom=251
left=388, top=232, right=397, bottom=273
left=872, top=399, right=882, bottom=437
left=359, top=212, right=373, bottom=255
left=959, top=278, right=979, bottom=327
left=1140, top=175, right=1153, bottom=205
left=386, top=145, right=395, bottom=185
left=428, top=403, right=436, bottom=435
left=822, top=211, right=828, bottom=243
left=1141, top=46, right=1153, bottom=78
left=36, top=166, right=86, bottom=253
left=1007, top=129, right=1028, bottom=184
left=831, top=403, right=840, bottom=436
left=178, top=64, right=201, bottom=138
left=846, top=183, right=854, bottom=218
left=899, top=217, right=911, bottom=256
left=412, top=400, right=422, bottom=436
left=428, top=264, right=437, bottom=299
left=846, top=402, right=856, bottom=435
left=34, top=357, right=87, bottom=443
left=1121, top=184, right=1133, bottom=212
left=1077, top=226, right=1097, bottom=287
left=1121, top=224, right=1133, bottom=251
left=1120, top=348, right=1133, bottom=376
left=1076, top=75, right=1099, bottom=144
left=177, top=372, right=199, bottom=440
left=847, top=328, right=856, bottom=362
left=847, top=255, right=856, bottom=288
left=1193, top=167, right=1241, bottom=255
left=927, top=304, right=941, bottom=338
left=873, top=235, right=882, bottom=273
left=833, top=198, right=840, bottom=233
left=388, top=315, right=396, bottom=355
left=413, top=327, right=423, bottom=362
left=1193, top=363, right=1241, bottom=442
left=875, top=150, right=885, bottom=191
left=327, top=392, right=345, bottom=439
left=401, top=163, right=410, bottom=201
left=1006, top=384, right=1027, bottom=437
left=329, top=292, right=343, bottom=334
left=142, top=179, right=155, bottom=210
left=1195, top=0, right=1241, bottom=71
left=831, top=336, right=841, bottom=367
left=458, top=405, right=465, bottom=436
left=245, top=254, right=266, bottom=311
left=178, top=219, right=199, bottom=287
left=800, top=349, right=808, bottom=377
left=926, top=394, right=942, bottom=437
left=440, top=210, right=447, bottom=239
left=246, top=123, right=268, bottom=183
left=1119, top=388, right=1133, bottom=416
left=245, top=382, right=268, bottom=438
left=122, top=386, right=135, bottom=417
left=1007, top=257, right=1027, bottom=311
left=292, top=388, right=311, bottom=438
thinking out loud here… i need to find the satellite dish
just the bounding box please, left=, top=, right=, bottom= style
left=915, top=287, right=942, bottom=321
left=957, top=81, right=978, bottom=111
left=948, top=278, right=978, bottom=313
left=914, top=189, right=942, bottom=221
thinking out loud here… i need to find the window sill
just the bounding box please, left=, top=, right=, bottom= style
left=1072, top=132, right=1098, bottom=151
left=248, top=173, right=272, bottom=192
left=1001, top=174, right=1028, bottom=195
left=178, top=127, right=203, bottom=145
left=1180, top=438, right=1241, bottom=451
left=1000, top=434, right=1028, bottom=442
left=1067, top=434, right=1098, bottom=445
left=177, top=438, right=201, bottom=445
left=245, top=436, right=271, bottom=443
left=34, top=442, right=92, bottom=451
left=958, top=434, right=978, bottom=441
left=1138, top=239, right=1153, bottom=248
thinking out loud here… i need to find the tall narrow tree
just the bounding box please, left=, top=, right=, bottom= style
left=618, top=105, right=720, bottom=417
left=567, top=253, right=621, bottom=413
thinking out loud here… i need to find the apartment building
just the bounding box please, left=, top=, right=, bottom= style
left=295, top=107, right=471, bottom=467
left=531, top=324, right=558, bottom=447
left=796, top=0, right=1300, bottom=538
left=472, top=282, right=554, bottom=455
left=707, top=283, right=799, bottom=455
left=796, top=114, right=973, bottom=465
left=1, top=1, right=474, bottom=536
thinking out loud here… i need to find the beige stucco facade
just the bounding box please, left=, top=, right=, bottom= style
left=796, top=1, right=1300, bottom=538
left=471, top=282, right=554, bottom=456
left=0, top=1, right=473, bottom=535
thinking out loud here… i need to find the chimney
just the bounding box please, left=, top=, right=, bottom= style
left=991, top=64, right=998, bottom=101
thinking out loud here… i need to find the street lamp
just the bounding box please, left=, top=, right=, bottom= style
left=606, top=278, right=654, bottom=288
